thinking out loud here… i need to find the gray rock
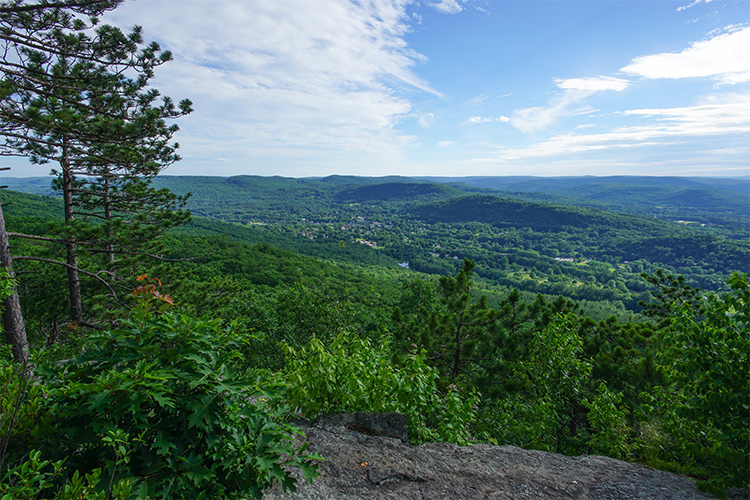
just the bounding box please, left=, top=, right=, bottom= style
left=309, top=412, right=409, bottom=444
left=266, top=413, right=747, bottom=500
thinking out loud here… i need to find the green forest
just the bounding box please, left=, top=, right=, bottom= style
left=0, top=2, right=748, bottom=500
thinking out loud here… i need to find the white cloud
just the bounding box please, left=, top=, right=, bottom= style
left=509, top=76, right=627, bottom=133
left=510, top=92, right=596, bottom=133
left=430, top=0, right=462, bottom=15
left=623, top=93, right=750, bottom=132
left=621, top=25, right=750, bottom=84
left=484, top=93, right=750, bottom=161
left=465, top=115, right=511, bottom=125
left=555, top=76, right=629, bottom=92
left=464, top=94, right=489, bottom=105
left=418, top=112, right=436, bottom=127
left=437, top=140, right=456, bottom=148
left=676, top=0, right=714, bottom=12
left=101, top=0, right=435, bottom=168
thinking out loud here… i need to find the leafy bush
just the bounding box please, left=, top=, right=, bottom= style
left=2, top=278, right=319, bottom=499
left=660, top=272, right=749, bottom=497
left=0, top=345, right=50, bottom=474
left=485, top=314, right=592, bottom=453
left=281, top=331, right=478, bottom=445
left=584, top=382, right=631, bottom=460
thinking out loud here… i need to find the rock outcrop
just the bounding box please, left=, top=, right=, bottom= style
left=265, top=412, right=747, bottom=500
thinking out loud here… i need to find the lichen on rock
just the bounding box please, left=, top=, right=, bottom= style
left=265, top=412, right=744, bottom=500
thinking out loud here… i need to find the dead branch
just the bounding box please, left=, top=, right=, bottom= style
left=13, top=255, right=126, bottom=307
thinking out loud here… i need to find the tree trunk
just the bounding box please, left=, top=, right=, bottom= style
left=61, top=139, right=83, bottom=324
left=451, top=327, right=461, bottom=381
left=103, top=176, right=114, bottom=264
left=0, top=191, right=29, bottom=365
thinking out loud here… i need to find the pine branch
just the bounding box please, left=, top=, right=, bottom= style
left=0, top=0, right=120, bottom=14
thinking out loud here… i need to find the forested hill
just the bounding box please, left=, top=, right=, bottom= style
left=334, top=182, right=455, bottom=203
left=416, top=174, right=749, bottom=195
left=140, top=174, right=750, bottom=299
left=154, top=175, right=463, bottom=222
left=416, top=175, right=749, bottom=237
left=5, top=174, right=747, bottom=238
left=3, top=174, right=747, bottom=310
left=409, top=195, right=665, bottom=233
left=408, top=195, right=748, bottom=288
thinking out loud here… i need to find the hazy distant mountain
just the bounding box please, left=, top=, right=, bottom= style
left=2, top=174, right=747, bottom=238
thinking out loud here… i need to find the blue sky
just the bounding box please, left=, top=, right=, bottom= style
left=7, top=0, right=750, bottom=178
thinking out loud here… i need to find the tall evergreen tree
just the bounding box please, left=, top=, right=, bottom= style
left=0, top=0, right=125, bottom=361
left=0, top=0, right=191, bottom=326
left=397, top=259, right=502, bottom=382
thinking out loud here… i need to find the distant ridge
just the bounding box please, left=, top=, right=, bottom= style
left=2, top=174, right=747, bottom=238
left=409, top=194, right=663, bottom=233
left=415, top=175, right=750, bottom=195
left=334, top=183, right=453, bottom=203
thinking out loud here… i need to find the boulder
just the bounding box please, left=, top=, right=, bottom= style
left=265, top=412, right=747, bottom=500
left=310, top=412, right=409, bottom=444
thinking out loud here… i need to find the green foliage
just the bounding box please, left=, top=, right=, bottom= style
left=488, top=314, right=592, bottom=453
left=0, top=342, right=126, bottom=499
left=394, top=259, right=501, bottom=384
left=186, top=276, right=393, bottom=373
left=273, top=280, right=383, bottom=346
left=0, top=268, right=13, bottom=302
left=0, top=348, right=48, bottom=455
left=528, top=313, right=592, bottom=408
left=0, top=448, right=136, bottom=500
left=3, top=173, right=748, bottom=497
left=580, top=316, right=661, bottom=410
left=584, top=382, right=631, bottom=460
left=660, top=273, right=749, bottom=496
left=3, top=283, right=319, bottom=499
left=281, top=331, right=478, bottom=445
left=640, top=269, right=704, bottom=325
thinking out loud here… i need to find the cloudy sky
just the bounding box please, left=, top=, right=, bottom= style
left=11, top=0, right=750, bottom=178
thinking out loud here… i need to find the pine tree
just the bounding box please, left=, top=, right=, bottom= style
left=415, top=259, right=501, bottom=382
left=1, top=0, right=191, bottom=326
left=0, top=0, right=123, bottom=362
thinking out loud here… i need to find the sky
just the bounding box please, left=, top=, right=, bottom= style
left=6, top=0, right=750, bottom=178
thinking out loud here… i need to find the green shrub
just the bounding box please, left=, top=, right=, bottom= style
left=281, top=331, right=478, bottom=445
left=660, top=273, right=749, bottom=497
left=584, top=382, right=631, bottom=460
left=483, top=314, right=592, bottom=453
left=2, top=277, right=320, bottom=499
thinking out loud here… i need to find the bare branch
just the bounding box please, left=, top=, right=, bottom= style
left=8, top=231, right=66, bottom=243
left=86, top=248, right=202, bottom=262
left=13, top=255, right=125, bottom=305
left=8, top=232, right=98, bottom=245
